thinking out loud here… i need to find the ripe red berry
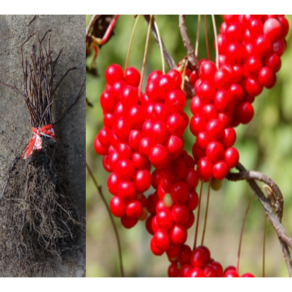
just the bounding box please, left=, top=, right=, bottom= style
left=263, top=18, right=282, bottom=42
left=213, top=161, right=229, bottom=180
left=197, top=157, right=213, bottom=181
left=154, top=229, right=171, bottom=251
left=110, top=196, right=126, bottom=217
left=224, top=147, right=239, bottom=168
left=125, top=67, right=140, bottom=87
left=121, top=216, right=138, bottom=229
left=187, top=191, right=199, bottom=211
left=165, top=90, right=186, bottom=113
left=105, top=64, right=124, bottom=85
left=170, top=225, right=187, bottom=245
left=190, top=247, right=208, bottom=268
left=206, top=141, right=224, bottom=163
left=133, top=170, right=151, bottom=193
left=126, top=200, right=143, bottom=218
left=170, top=181, right=189, bottom=203
left=118, top=181, right=136, bottom=200
left=168, top=263, right=179, bottom=277
left=172, top=204, right=190, bottom=225
left=149, top=145, right=169, bottom=169
left=156, top=209, right=174, bottom=230
left=236, top=102, right=254, bottom=124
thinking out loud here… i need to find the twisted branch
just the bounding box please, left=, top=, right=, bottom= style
left=227, top=162, right=292, bottom=276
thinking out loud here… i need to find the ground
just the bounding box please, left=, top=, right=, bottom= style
left=0, top=15, right=85, bottom=277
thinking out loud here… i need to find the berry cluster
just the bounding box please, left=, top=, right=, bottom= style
left=167, top=244, right=254, bottom=277
left=145, top=152, right=199, bottom=256
left=190, top=15, right=289, bottom=181
left=93, top=15, right=289, bottom=277
left=94, top=64, right=151, bottom=228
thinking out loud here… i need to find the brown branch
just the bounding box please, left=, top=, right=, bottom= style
left=178, top=15, right=200, bottom=71
left=86, top=162, right=124, bottom=277
left=226, top=162, right=292, bottom=276
left=143, top=15, right=195, bottom=99
left=86, top=15, right=100, bottom=41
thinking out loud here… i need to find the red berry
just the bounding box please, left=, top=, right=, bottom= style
left=241, top=272, right=255, bottom=277
left=118, top=181, right=136, bottom=200
left=150, top=237, right=164, bottom=256
left=190, top=247, right=208, bottom=268
left=170, top=181, right=189, bottom=203
left=116, top=159, right=135, bottom=181
left=264, top=53, right=281, bottom=72
left=165, top=90, right=186, bottom=113
left=197, top=157, right=213, bottom=181
left=105, top=64, right=124, bottom=85
left=213, top=161, right=229, bottom=180
left=206, top=141, right=224, bottom=163
left=179, top=245, right=192, bottom=264
left=170, top=225, right=187, bottom=245
left=184, top=168, right=199, bottom=190
left=121, top=216, right=138, bottom=229
left=168, top=69, right=183, bottom=88
left=134, top=169, right=151, bottom=193
left=94, top=134, right=108, bottom=155
left=110, top=196, right=126, bottom=217
left=203, top=264, right=217, bottom=277
left=172, top=204, right=190, bottom=225
left=156, top=209, right=174, bottom=230
left=224, top=147, right=239, bottom=168
left=154, top=229, right=171, bottom=251
left=221, top=127, right=236, bottom=148
left=126, top=200, right=142, bottom=218
left=236, top=102, right=254, bottom=124
left=168, top=263, right=179, bottom=277
left=125, top=67, right=140, bottom=87
left=224, top=270, right=239, bottom=277
left=100, top=90, right=116, bottom=113
left=149, top=145, right=169, bottom=169
left=263, top=18, right=282, bottom=42
left=187, top=191, right=199, bottom=211
left=167, top=113, right=186, bottom=136
left=187, top=268, right=204, bottom=277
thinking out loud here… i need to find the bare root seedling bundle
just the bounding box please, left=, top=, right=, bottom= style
left=0, top=30, right=83, bottom=276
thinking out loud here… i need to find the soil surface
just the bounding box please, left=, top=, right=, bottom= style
left=0, top=15, right=85, bottom=277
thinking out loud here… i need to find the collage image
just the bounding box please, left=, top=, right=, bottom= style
left=0, top=14, right=292, bottom=279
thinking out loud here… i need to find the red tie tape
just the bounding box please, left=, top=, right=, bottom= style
left=22, top=124, right=56, bottom=159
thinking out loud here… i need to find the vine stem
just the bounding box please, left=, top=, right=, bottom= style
left=194, top=181, right=204, bottom=249
left=204, top=15, right=211, bottom=60
left=211, top=15, right=219, bottom=69
left=124, top=15, right=141, bottom=73
left=86, top=162, right=124, bottom=277
left=139, top=15, right=153, bottom=97
left=195, top=15, right=201, bottom=57
left=263, top=214, right=267, bottom=277
left=227, top=162, right=292, bottom=277
left=237, top=195, right=256, bottom=275
left=154, top=19, right=165, bottom=74
left=201, top=181, right=211, bottom=246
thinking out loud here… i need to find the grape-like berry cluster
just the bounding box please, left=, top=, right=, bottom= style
left=94, top=14, right=289, bottom=277
left=190, top=15, right=288, bottom=181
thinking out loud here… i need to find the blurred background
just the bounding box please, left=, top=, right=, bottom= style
left=86, top=15, right=292, bottom=277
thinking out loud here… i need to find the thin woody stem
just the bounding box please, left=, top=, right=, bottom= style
left=86, top=162, right=124, bottom=277
left=204, top=15, right=211, bottom=60
left=139, top=15, right=153, bottom=97
left=201, top=181, right=211, bottom=246
left=195, top=15, right=201, bottom=57
left=236, top=195, right=256, bottom=275
left=154, top=19, right=165, bottom=74
left=125, top=15, right=141, bottom=73
left=194, top=181, right=204, bottom=249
